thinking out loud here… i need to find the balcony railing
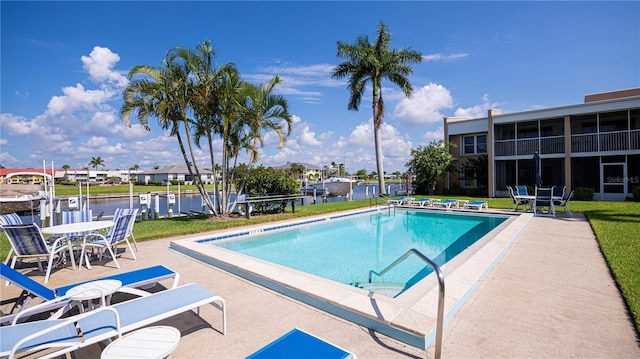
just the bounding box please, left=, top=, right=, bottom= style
left=495, top=135, right=564, bottom=157
left=495, top=130, right=640, bottom=156
left=572, top=129, right=640, bottom=153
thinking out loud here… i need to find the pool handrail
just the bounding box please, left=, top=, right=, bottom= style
left=368, top=248, right=445, bottom=359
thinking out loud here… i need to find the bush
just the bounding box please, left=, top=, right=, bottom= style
left=574, top=187, right=594, bottom=201
left=245, top=166, right=299, bottom=213
left=143, top=180, right=163, bottom=186
left=632, top=187, right=640, bottom=202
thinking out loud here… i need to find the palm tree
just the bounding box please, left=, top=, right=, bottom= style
left=332, top=21, right=422, bottom=195
left=88, top=156, right=105, bottom=171
left=120, top=49, right=216, bottom=213
left=232, top=76, right=292, bottom=202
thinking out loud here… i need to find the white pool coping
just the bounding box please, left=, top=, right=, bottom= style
left=170, top=206, right=533, bottom=349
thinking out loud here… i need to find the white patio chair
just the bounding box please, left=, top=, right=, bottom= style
left=113, top=208, right=139, bottom=251
left=79, top=213, right=137, bottom=269
left=534, top=186, right=555, bottom=217
left=0, top=224, right=76, bottom=284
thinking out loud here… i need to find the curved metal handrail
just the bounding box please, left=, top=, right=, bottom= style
left=368, top=248, right=445, bottom=359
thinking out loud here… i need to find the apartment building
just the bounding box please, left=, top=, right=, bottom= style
left=444, top=88, right=640, bottom=200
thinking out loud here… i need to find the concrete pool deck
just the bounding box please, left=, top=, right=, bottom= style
left=2, top=212, right=639, bottom=358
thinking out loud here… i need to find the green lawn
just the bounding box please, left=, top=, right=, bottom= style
left=1, top=194, right=638, bottom=331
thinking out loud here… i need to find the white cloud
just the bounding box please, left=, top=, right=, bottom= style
left=422, top=127, right=445, bottom=142
left=422, top=53, right=469, bottom=62
left=392, top=83, right=453, bottom=126
left=453, top=94, right=499, bottom=119
left=44, top=83, right=117, bottom=116
left=81, top=46, right=128, bottom=87
left=297, top=125, right=322, bottom=146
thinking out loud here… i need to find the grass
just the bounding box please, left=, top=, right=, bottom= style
left=1, top=193, right=638, bottom=332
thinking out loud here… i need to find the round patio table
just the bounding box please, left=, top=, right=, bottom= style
left=101, top=326, right=181, bottom=359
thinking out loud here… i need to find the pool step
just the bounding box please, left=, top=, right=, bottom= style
left=356, top=282, right=406, bottom=298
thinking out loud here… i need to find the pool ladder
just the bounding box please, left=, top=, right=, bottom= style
left=368, top=248, right=445, bottom=359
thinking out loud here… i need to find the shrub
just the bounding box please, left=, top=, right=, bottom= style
left=245, top=166, right=299, bottom=213
left=632, top=186, right=640, bottom=202
left=574, top=187, right=594, bottom=201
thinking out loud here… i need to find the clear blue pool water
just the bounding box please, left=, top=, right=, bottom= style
left=214, top=209, right=508, bottom=294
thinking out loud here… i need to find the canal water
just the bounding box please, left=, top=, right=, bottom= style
left=18, top=183, right=405, bottom=225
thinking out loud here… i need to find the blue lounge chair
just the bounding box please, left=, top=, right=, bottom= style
left=464, top=201, right=488, bottom=210
left=409, top=198, right=435, bottom=207
left=247, top=328, right=356, bottom=359
left=437, top=199, right=458, bottom=208
left=0, top=262, right=179, bottom=324
left=386, top=197, right=413, bottom=206
left=1, top=283, right=226, bottom=359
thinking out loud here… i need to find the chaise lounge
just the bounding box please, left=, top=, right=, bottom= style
left=0, top=262, right=179, bottom=324
left=247, top=328, right=356, bottom=359
left=464, top=201, right=488, bottom=210
left=1, top=283, right=226, bottom=359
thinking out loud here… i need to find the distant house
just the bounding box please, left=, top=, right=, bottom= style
left=136, top=164, right=215, bottom=185
left=57, top=169, right=138, bottom=184
left=273, top=162, right=322, bottom=182
left=0, top=168, right=54, bottom=184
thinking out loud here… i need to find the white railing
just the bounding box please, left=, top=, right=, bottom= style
left=497, top=130, right=639, bottom=156
left=600, top=131, right=628, bottom=151
left=516, top=138, right=538, bottom=156
left=630, top=129, right=640, bottom=150
left=495, top=140, right=515, bottom=156
left=540, top=136, right=565, bottom=154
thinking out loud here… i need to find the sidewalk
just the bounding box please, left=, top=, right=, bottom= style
left=2, top=213, right=639, bottom=358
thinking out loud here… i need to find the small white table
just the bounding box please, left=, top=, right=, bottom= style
left=66, top=279, right=122, bottom=312
left=42, top=220, right=115, bottom=269
left=101, top=326, right=181, bottom=359
left=42, top=220, right=115, bottom=236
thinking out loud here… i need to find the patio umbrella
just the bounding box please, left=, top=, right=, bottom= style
left=533, top=151, right=542, bottom=186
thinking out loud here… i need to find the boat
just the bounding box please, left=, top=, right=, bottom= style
left=301, top=176, right=359, bottom=197
left=0, top=184, right=45, bottom=214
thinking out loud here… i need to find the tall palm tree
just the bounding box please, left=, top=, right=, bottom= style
left=232, top=76, right=292, bottom=201
left=120, top=50, right=216, bottom=213
left=88, top=156, right=105, bottom=171
left=332, top=21, right=422, bottom=195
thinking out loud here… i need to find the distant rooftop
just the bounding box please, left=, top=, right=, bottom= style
left=584, top=88, right=640, bottom=103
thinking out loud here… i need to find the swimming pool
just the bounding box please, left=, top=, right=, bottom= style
left=171, top=207, right=533, bottom=349
left=213, top=210, right=508, bottom=297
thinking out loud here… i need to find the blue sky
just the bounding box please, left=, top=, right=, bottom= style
left=1, top=1, right=638, bottom=174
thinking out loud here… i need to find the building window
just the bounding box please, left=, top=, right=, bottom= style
left=599, top=111, right=628, bottom=132
left=517, top=121, right=538, bottom=138
left=460, top=166, right=477, bottom=188
left=571, top=114, right=597, bottom=134
left=495, top=124, right=515, bottom=140
left=462, top=135, right=488, bottom=155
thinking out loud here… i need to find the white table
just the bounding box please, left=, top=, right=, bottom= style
left=515, top=195, right=562, bottom=217
left=67, top=279, right=122, bottom=312
left=42, top=220, right=114, bottom=269
left=101, top=326, right=181, bottom=359
left=42, top=220, right=115, bottom=236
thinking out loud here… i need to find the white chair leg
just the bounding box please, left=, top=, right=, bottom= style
left=125, top=239, right=137, bottom=260
left=130, top=233, right=139, bottom=252
left=104, top=245, right=120, bottom=269
left=66, top=243, right=76, bottom=270
left=44, top=255, right=55, bottom=284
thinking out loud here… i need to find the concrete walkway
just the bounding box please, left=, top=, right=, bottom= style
left=2, top=213, right=639, bottom=358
